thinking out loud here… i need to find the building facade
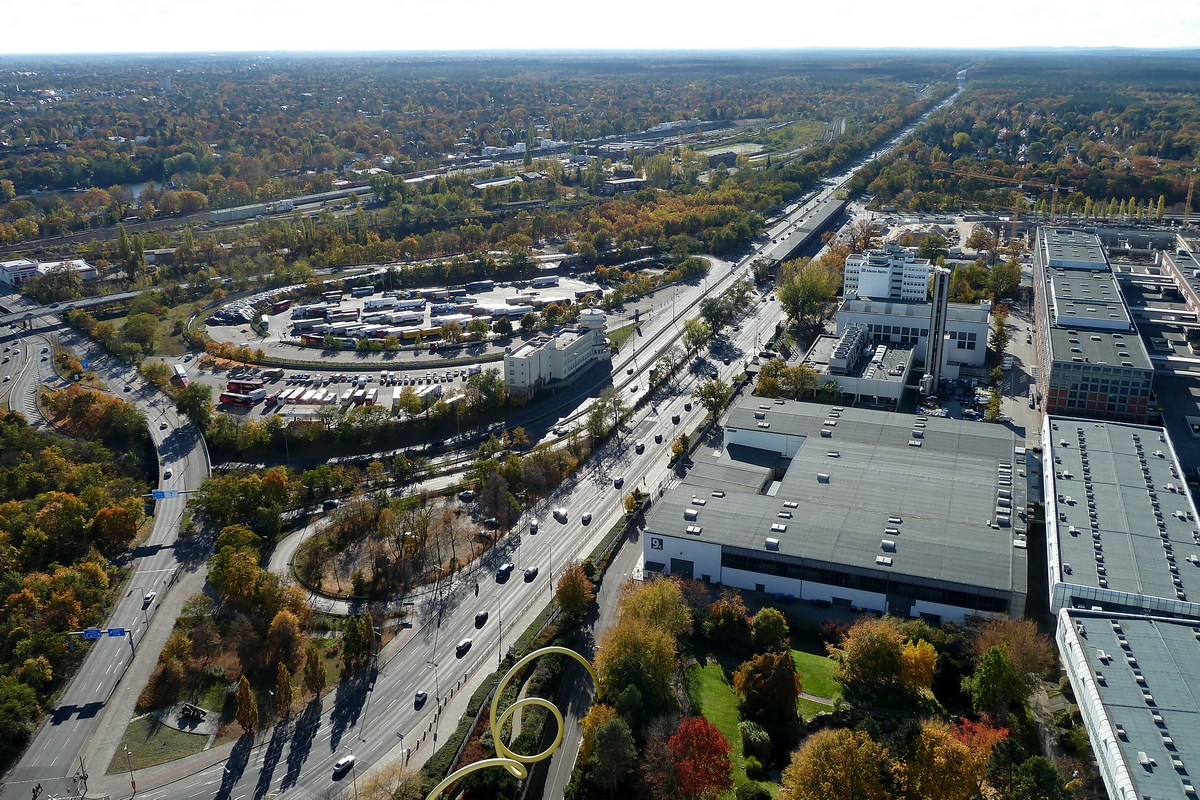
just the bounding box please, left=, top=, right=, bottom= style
left=1032, top=227, right=1153, bottom=423
left=843, top=247, right=933, bottom=301
left=503, top=310, right=608, bottom=396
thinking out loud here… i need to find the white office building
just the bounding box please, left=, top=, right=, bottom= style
left=504, top=309, right=609, bottom=396
left=843, top=247, right=933, bottom=301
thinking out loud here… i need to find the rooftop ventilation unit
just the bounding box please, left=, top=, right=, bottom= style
left=691, top=497, right=706, bottom=506
left=881, top=540, right=896, bottom=552
left=684, top=509, right=699, bottom=521
left=771, top=523, right=787, bottom=533
left=876, top=556, right=894, bottom=566
left=817, top=473, right=830, bottom=482
left=888, top=516, right=902, bottom=524
left=685, top=526, right=702, bottom=535
left=783, top=501, right=798, bottom=508
left=711, top=490, right=725, bottom=498
left=826, top=451, right=840, bottom=458
left=765, top=538, right=780, bottom=551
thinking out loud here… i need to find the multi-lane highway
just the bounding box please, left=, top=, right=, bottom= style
left=0, top=301, right=211, bottom=800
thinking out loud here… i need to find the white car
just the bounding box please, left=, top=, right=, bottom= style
left=143, top=591, right=156, bottom=606
left=333, top=755, right=356, bottom=774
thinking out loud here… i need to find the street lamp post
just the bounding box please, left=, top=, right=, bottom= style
left=123, top=746, right=136, bottom=795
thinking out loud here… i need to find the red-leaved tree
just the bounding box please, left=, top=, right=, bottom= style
left=669, top=716, right=733, bottom=800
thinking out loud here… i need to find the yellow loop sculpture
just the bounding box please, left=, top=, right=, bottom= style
left=424, top=646, right=598, bottom=800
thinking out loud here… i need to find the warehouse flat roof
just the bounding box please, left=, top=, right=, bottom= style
left=1046, top=417, right=1200, bottom=607
left=1040, top=227, right=1109, bottom=269
left=1059, top=611, right=1200, bottom=800
left=653, top=401, right=1027, bottom=594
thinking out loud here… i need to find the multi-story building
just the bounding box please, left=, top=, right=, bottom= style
left=503, top=309, right=609, bottom=396
left=835, top=297, right=991, bottom=376
left=842, top=246, right=933, bottom=301
left=1031, top=227, right=1153, bottom=423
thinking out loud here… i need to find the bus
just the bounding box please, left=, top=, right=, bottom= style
left=227, top=379, right=264, bottom=393
left=219, top=392, right=257, bottom=407
left=531, top=275, right=560, bottom=288
left=262, top=368, right=285, bottom=379
left=172, top=364, right=191, bottom=388
left=352, top=286, right=374, bottom=298
left=272, top=299, right=292, bottom=314
left=322, top=290, right=343, bottom=302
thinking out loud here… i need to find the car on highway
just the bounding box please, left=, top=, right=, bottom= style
left=613, top=476, right=624, bottom=488
left=581, top=512, right=592, bottom=525
left=672, top=414, right=680, bottom=424
left=627, top=367, right=634, bottom=374
left=455, top=638, right=473, bottom=657
left=553, top=507, right=567, bottom=522
left=333, top=755, right=356, bottom=774
left=723, top=358, right=731, bottom=365
left=414, top=691, right=428, bottom=707
left=496, top=563, right=515, bottom=579
left=183, top=354, right=193, bottom=362
left=143, top=591, right=156, bottom=606
left=163, top=468, right=173, bottom=479
left=655, top=433, right=663, bottom=444
left=2, top=376, right=8, bottom=382
left=49, top=302, right=60, bottom=308
left=524, top=566, right=539, bottom=581
left=732, top=325, right=740, bottom=331
left=635, top=440, right=645, bottom=453
left=529, top=519, right=539, bottom=534
left=160, top=421, right=168, bottom=430
left=124, top=385, right=132, bottom=392
left=684, top=402, right=692, bottom=411
left=475, top=611, right=489, bottom=627
left=630, top=385, right=637, bottom=393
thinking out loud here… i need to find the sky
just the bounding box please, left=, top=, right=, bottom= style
left=6, top=0, right=1200, bottom=53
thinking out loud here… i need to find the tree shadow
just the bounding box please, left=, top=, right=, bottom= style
left=281, top=698, right=321, bottom=790
left=213, top=734, right=253, bottom=800
left=251, top=719, right=291, bottom=800
left=328, top=669, right=371, bottom=750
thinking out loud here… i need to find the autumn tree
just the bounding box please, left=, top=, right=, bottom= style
left=669, top=716, right=733, bottom=800
left=303, top=642, right=327, bottom=697
left=780, top=728, right=894, bottom=800
left=264, top=610, right=306, bottom=673
left=827, top=616, right=905, bottom=698
left=707, top=587, right=750, bottom=646
left=901, top=719, right=985, bottom=800
left=235, top=675, right=258, bottom=733
left=692, top=378, right=731, bottom=418
left=899, top=639, right=938, bottom=695
left=276, top=662, right=293, bottom=718
left=594, top=616, right=677, bottom=702
left=777, top=257, right=838, bottom=330
left=970, top=618, right=1054, bottom=697
left=734, top=650, right=802, bottom=732
left=617, top=576, right=693, bottom=639
left=750, top=607, right=790, bottom=653
left=555, top=562, right=595, bottom=618
left=845, top=219, right=883, bottom=253
left=579, top=703, right=618, bottom=764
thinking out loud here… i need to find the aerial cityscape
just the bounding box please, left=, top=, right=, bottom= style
left=2, top=38, right=1200, bottom=800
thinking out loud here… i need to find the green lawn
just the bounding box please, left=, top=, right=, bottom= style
left=607, top=322, right=637, bottom=351
left=791, top=649, right=840, bottom=702
left=684, top=662, right=777, bottom=796
left=108, top=715, right=209, bottom=773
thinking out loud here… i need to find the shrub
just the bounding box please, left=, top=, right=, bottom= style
left=743, top=755, right=763, bottom=778
left=739, top=720, right=772, bottom=761
left=736, top=785, right=772, bottom=800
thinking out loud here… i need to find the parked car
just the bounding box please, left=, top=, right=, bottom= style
left=458, top=490, right=476, bottom=502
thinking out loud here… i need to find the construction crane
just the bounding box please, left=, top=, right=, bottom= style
left=930, top=167, right=1068, bottom=223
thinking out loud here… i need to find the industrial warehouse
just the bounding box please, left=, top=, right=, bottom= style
left=643, top=398, right=1030, bottom=622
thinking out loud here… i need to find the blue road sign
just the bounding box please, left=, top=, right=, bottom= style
left=151, top=490, right=179, bottom=499
left=107, top=628, right=127, bottom=637
left=81, top=359, right=89, bottom=368
left=83, top=628, right=102, bottom=639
